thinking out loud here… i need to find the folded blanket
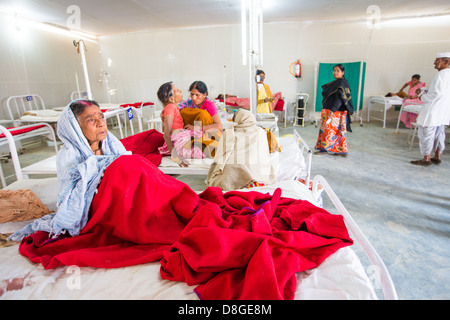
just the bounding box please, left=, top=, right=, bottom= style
left=18, top=154, right=353, bottom=300
left=0, top=190, right=53, bottom=224
left=120, top=129, right=165, bottom=166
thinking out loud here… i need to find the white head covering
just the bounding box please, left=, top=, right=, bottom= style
left=436, top=52, right=450, bottom=58
left=10, top=100, right=130, bottom=241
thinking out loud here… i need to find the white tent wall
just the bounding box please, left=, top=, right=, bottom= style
left=97, top=25, right=248, bottom=108
left=0, top=9, right=448, bottom=122
left=97, top=17, right=449, bottom=118
left=0, top=12, right=106, bottom=120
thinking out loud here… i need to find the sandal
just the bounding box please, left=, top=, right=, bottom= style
left=431, top=158, right=441, bottom=164
left=410, top=159, right=432, bottom=166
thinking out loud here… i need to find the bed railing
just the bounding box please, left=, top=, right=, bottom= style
left=6, top=94, right=46, bottom=125
left=312, top=175, right=398, bottom=300
left=0, top=123, right=58, bottom=188
left=293, top=129, right=312, bottom=187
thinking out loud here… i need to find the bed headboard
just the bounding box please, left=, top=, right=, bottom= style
left=6, top=94, right=46, bottom=122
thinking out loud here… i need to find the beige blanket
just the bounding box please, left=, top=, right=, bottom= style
left=206, top=109, right=276, bottom=191
left=0, top=190, right=53, bottom=224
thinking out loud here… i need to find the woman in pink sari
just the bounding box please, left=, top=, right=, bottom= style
left=397, top=74, right=426, bottom=128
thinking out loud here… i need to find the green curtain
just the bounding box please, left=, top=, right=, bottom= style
left=315, top=61, right=366, bottom=112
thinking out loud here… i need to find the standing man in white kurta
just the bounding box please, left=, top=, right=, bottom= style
left=411, top=52, right=450, bottom=166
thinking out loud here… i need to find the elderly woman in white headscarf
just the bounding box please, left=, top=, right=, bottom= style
left=206, top=109, right=276, bottom=191
left=10, top=100, right=130, bottom=241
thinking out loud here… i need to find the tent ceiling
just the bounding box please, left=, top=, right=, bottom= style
left=1, top=0, right=449, bottom=36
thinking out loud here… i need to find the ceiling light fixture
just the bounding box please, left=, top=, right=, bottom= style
left=0, top=8, right=97, bottom=42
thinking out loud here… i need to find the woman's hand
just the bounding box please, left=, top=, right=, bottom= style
left=184, top=123, right=202, bottom=131
left=171, top=151, right=189, bottom=167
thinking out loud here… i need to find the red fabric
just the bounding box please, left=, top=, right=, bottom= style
left=274, top=98, right=285, bottom=111
left=19, top=154, right=353, bottom=300
left=160, top=187, right=353, bottom=300
left=120, top=102, right=154, bottom=108
left=120, top=129, right=165, bottom=166
left=0, top=125, right=46, bottom=138
left=19, top=155, right=202, bottom=269
left=218, top=98, right=239, bottom=107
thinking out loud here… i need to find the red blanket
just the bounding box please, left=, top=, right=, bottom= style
left=120, top=129, right=165, bottom=166
left=161, top=187, right=353, bottom=300
left=19, top=155, right=353, bottom=300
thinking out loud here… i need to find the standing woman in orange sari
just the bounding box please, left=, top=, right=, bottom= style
left=314, top=64, right=354, bottom=157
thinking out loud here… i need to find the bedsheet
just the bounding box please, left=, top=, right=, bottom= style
left=271, top=136, right=305, bottom=182
left=12, top=155, right=354, bottom=300
left=367, top=96, right=404, bottom=128
left=0, top=178, right=376, bottom=300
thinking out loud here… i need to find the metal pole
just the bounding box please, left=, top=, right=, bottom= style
left=77, top=40, right=93, bottom=100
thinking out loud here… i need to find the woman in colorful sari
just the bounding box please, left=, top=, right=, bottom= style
left=157, top=82, right=204, bottom=166
left=178, top=80, right=223, bottom=133
left=178, top=81, right=222, bottom=157
left=397, top=74, right=426, bottom=128
left=314, top=64, right=354, bottom=157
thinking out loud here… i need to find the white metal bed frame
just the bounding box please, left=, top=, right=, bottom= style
left=311, top=176, right=397, bottom=300
left=5, top=94, right=47, bottom=126
left=0, top=124, right=58, bottom=188
left=0, top=127, right=398, bottom=300
left=5, top=94, right=134, bottom=139
left=367, top=96, right=403, bottom=128
left=121, top=102, right=157, bottom=136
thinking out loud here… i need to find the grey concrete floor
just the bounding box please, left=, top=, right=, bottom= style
left=1, top=117, right=449, bottom=300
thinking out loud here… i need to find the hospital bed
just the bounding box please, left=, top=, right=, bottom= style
left=0, top=125, right=397, bottom=300
left=13, top=128, right=313, bottom=188
left=119, top=102, right=156, bottom=135
left=6, top=94, right=134, bottom=139
left=0, top=123, right=58, bottom=188
left=158, top=129, right=311, bottom=186
left=367, top=96, right=403, bottom=128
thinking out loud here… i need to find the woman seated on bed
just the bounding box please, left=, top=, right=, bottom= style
left=386, top=74, right=425, bottom=99
left=10, top=99, right=131, bottom=240
left=386, top=74, right=426, bottom=128
left=179, top=80, right=223, bottom=133
left=157, top=82, right=204, bottom=167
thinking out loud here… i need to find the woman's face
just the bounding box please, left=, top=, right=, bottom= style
left=333, top=67, right=344, bottom=79
left=411, top=77, right=420, bottom=86
left=171, top=84, right=183, bottom=103
left=77, top=104, right=107, bottom=145
left=257, top=73, right=265, bottom=83
left=190, top=88, right=207, bottom=106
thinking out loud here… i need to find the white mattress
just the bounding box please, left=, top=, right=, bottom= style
left=0, top=179, right=377, bottom=300
left=271, top=136, right=305, bottom=182
left=159, top=134, right=306, bottom=181
left=369, top=96, right=403, bottom=105
left=20, top=109, right=61, bottom=122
